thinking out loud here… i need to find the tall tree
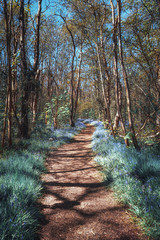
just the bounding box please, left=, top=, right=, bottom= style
left=60, top=14, right=84, bottom=127
left=117, top=0, right=140, bottom=150
left=19, top=0, right=29, bottom=138
left=2, top=0, right=13, bottom=147
left=110, top=0, right=129, bottom=146
left=74, top=39, right=83, bottom=117
left=61, top=16, right=76, bottom=127
left=32, top=0, right=42, bottom=124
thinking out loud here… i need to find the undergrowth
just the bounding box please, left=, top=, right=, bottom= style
left=90, top=120, right=160, bottom=239
left=0, top=120, right=85, bottom=240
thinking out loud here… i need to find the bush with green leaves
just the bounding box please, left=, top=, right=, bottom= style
left=91, top=121, right=160, bottom=239
left=45, top=91, right=70, bottom=128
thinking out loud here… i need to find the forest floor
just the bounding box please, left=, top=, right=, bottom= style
left=38, top=125, right=148, bottom=240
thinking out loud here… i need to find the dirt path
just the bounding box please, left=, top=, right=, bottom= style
left=39, top=125, right=147, bottom=240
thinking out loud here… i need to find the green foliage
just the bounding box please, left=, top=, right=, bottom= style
left=45, top=91, right=70, bottom=127
left=124, top=132, right=134, bottom=141
left=124, top=132, right=134, bottom=140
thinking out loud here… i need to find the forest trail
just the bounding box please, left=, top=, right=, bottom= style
left=39, top=125, right=147, bottom=240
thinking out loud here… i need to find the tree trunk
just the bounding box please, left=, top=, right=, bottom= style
left=3, top=0, right=12, bottom=147
left=156, top=0, right=160, bottom=128
left=19, top=0, right=29, bottom=138
left=54, top=97, right=59, bottom=129
left=96, top=43, right=114, bottom=136
left=32, top=69, right=40, bottom=124
left=158, top=0, right=160, bottom=15
left=113, top=83, right=123, bottom=129
left=12, top=17, right=18, bottom=113
left=74, top=42, right=82, bottom=118
left=1, top=92, right=8, bottom=148
left=101, top=34, right=112, bottom=130
left=60, top=16, right=76, bottom=127
left=32, top=0, right=42, bottom=125
left=156, top=52, right=160, bottom=127
left=93, top=7, right=114, bottom=135
left=117, top=0, right=140, bottom=150
left=53, top=80, right=60, bottom=129
left=70, top=47, right=76, bottom=127
left=110, top=0, right=129, bottom=146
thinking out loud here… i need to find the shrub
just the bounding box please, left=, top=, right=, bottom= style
left=91, top=121, right=160, bottom=239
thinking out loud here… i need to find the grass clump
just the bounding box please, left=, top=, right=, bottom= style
left=0, top=152, right=44, bottom=240
left=0, top=120, right=85, bottom=240
left=91, top=121, right=160, bottom=239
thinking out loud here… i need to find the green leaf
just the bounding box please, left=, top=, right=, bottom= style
left=124, top=132, right=134, bottom=140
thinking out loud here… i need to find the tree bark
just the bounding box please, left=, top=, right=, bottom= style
left=54, top=97, right=59, bottom=129
left=74, top=42, right=83, bottom=118
left=156, top=52, right=160, bottom=127
left=1, top=91, right=8, bottom=148
left=32, top=0, right=42, bottom=124
left=156, top=0, right=160, bottom=128
left=100, top=22, right=113, bottom=133
left=3, top=0, right=12, bottom=147
left=110, top=0, right=129, bottom=146
left=158, top=0, right=160, bottom=15
left=19, top=0, right=29, bottom=138
left=12, top=16, right=18, bottom=113
left=70, top=40, right=76, bottom=127
left=94, top=7, right=114, bottom=136
left=117, top=0, right=140, bottom=150
left=60, top=16, right=76, bottom=127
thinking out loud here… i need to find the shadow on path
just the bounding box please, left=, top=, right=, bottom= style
left=38, top=125, right=147, bottom=240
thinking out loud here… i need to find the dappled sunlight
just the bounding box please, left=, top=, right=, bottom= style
left=39, top=126, right=146, bottom=240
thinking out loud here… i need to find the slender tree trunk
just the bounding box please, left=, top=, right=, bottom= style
left=70, top=44, right=76, bottom=127
left=3, top=0, right=12, bottom=147
left=156, top=0, right=160, bottom=127
left=100, top=30, right=113, bottom=131
left=60, top=16, right=76, bottom=127
left=156, top=52, right=160, bottom=127
left=12, top=18, right=18, bottom=113
left=117, top=0, right=140, bottom=150
left=54, top=97, right=59, bottom=129
left=20, top=0, right=29, bottom=138
left=101, top=45, right=111, bottom=124
left=96, top=43, right=114, bottom=136
left=1, top=92, right=8, bottom=148
left=45, top=111, right=48, bottom=125
left=158, top=0, right=160, bottom=15
left=113, top=83, right=123, bottom=129
left=93, top=7, right=114, bottom=135
left=100, top=10, right=112, bottom=126
left=33, top=0, right=42, bottom=73
left=136, top=111, right=156, bottom=136
left=32, top=0, right=42, bottom=125
left=74, top=42, right=82, bottom=117
left=110, top=0, right=129, bottom=147
left=96, top=44, right=107, bottom=117
left=53, top=80, right=60, bottom=129
left=94, top=62, right=103, bottom=121
left=32, top=69, right=40, bottom=123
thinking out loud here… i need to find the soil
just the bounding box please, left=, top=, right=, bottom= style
left=38, top=125, right=148, bottom=240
